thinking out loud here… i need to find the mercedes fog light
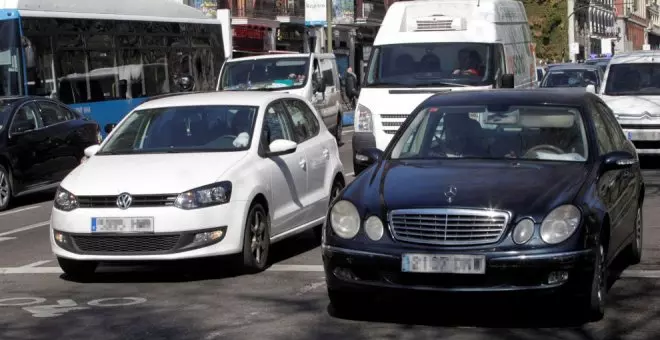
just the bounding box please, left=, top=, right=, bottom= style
left=364, top=216, right=384, bottom=241
left=548, top=271, right=569, bottom=284
left=512, top=219, right=535, bottom=244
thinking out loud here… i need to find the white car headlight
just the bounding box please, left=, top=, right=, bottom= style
left=512, top=218, right=535, bottom=244
left=330, top=200, right=360, bottom=239
left=540, top=205, right=581, bottom=244
left=355, top=104, right=373, bottom=132
left=364, top=216, right=384, bottom=241
left=174, top=181, right=232, bottom=210
left=54, top=187, right=79, bottom=211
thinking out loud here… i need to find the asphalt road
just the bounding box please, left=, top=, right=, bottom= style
left=2, top=129, right=660, bottom=340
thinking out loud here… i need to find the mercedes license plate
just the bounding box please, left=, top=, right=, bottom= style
left=401, top=254, right=486, bottom=274
left=91, top=217, right=154, bottom=233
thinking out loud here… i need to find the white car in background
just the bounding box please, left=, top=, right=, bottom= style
left=50, top=91, right=345, bottom=278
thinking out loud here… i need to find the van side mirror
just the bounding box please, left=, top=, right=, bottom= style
left=312, top=73, right=325, bottom=93
left=501, top=74, right=514, bottom=88
left=104, top=123, right=116, bottom=134
left=602, top=151, right=637, bottom=172
left=355, top=147, right=384, bottom=169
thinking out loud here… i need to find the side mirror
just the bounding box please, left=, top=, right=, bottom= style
left=267, top=139, right=297, bottom=157
left=104, top=123, right=116, bottom=134
left=355, top=147, right=384, bottom=169
left=602, top=151, right=637, bottom=172
left=586, top=84, right=596, bottom=93
left=84, top=144, right=101, bottom=158
left=500, top=74, right=514, bottom=88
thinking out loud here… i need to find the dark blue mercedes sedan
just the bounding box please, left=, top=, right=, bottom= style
left=323, top=89, right=644, bottom=322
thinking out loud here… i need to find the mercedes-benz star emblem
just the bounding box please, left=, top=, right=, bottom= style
left=444, top=185, right=458, bottom=203
left=116, top=193, right=133, bottom=210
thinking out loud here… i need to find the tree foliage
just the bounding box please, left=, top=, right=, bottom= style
left=523, top=0, right=568, bottom=61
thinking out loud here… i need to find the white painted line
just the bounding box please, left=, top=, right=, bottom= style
left=0, top=237, right=17, bottom=243
left=0, top=205, right=41, bottom=217
left=297, top=281, right=326, bottom=295
left=0, top=221, right=49, bottom=237
left=342, top=128, right=354, bottom=135
left=345, top=172, right=354, bottom=177
left=267, top=264, right=324, bottom=272
left=0, top=267, right=63, bottom=274
left=620, top=269, right=660, bottom=278
left=20, top=260, right=53, bottom=268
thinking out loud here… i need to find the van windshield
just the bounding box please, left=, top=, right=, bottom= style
left=219, top=57, right=310, bottom=91
left=604, top=63, right=660, bottom=96
left=364, top=43, right=499, bottom=88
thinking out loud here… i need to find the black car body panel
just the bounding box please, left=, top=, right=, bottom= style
left=0, top=96, right=100, bottom=198
left=323, top=89, right=644, bottom=296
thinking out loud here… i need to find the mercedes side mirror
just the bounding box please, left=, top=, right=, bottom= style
left=602, top=151, right=637, bottom=172
left=355, top=147, right=384, bottom=169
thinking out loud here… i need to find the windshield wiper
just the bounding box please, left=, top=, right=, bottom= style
left=413, top=82, right=471, bottom=88
left=364, top=82, right=409, bottom=88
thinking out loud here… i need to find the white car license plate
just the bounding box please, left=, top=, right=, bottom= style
left=91, top=217, right=154, bottom=233
left=401, top=254, right=486, bottom=274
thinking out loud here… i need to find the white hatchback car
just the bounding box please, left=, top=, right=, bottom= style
left=50, top=91, right=345, bottom=277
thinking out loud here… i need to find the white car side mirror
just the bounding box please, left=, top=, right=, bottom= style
left=84, top=144, right=101, bottom=158
left=267, top=139, right=297, bottom=157
left=586, top=84, right=596, bottom=93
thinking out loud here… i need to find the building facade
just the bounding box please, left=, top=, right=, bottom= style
left=568, top=0, right=617, bottom=61
left=614, top=0, right=650, bottom=52
left=647, top=0, right=660, bottom=48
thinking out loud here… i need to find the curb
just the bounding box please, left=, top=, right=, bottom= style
left=342, top=111, right=354, bottom=126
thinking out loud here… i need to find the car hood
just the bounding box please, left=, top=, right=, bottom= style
left=61, top=152, right=248, bottom=195
left=374, top=160, right=589, bottom=218
left=601, top=95, right=660, bottom=116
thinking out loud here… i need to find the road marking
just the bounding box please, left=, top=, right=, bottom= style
left=342, top=128, right=354, bottom=135
left=0, top=205, right=41, bottom=217
left=0, top=221, right=49, bottom=237
left=620, top=269, right=660, bottom=278
left=19, top=261, right=52, bottom=268
left=0, top=237, right=17, bottom=243
left=345, top=172, right=354, bottom=177
left=0, top=267, right=63, bottom=274
left=297, top=280, right=326, bottom=296
left=267, top=264, right=324, bottom=272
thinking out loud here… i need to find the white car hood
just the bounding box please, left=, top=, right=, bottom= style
left=61, top=152, right=248, bottom=195
left=601, top=95, right=660, bottom=115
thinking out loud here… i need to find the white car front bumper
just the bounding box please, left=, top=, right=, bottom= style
left=50, top=200, right=247, bottom=261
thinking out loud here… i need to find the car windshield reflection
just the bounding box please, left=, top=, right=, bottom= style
left=389, top=105, right=589, bottom=162
left=97, top=105, right=259, bottom=155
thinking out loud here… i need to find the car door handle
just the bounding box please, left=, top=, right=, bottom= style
left=322, top=149, right=329, bottom=159
left=299, top=158, right=306, bottom=170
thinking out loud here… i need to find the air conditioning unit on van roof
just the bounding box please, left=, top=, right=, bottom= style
left=413, top=14, right=467, bottom=31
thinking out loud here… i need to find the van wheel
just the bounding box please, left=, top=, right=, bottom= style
left=335, top=113, right=343, bottom=144
left=0, top=164, right=12, bottom=212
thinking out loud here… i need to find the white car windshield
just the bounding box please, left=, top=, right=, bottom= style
left=97, top=105, right=258, bottom=155
left=219, top=57, right=310, bottom=91
left=390, top=105, right=589, bottom=162
left=604, top=63, right=660, bottom=96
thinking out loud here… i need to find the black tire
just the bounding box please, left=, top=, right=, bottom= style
left=335, top=113, right=343, bottom=144
left=241, top=203, right=271, bottom=273
left=574, top=242, right=607, bottom=322
left=57, top=257, right=98, bottom=279
left=0, top=164, right=11, bottom=212
left=315, top=177, right=345, bottom=242
left=629, top=206, right=643, bottom=265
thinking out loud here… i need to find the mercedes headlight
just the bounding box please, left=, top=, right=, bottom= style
left=540, top=205, right=581, bottom=244
left=355, top=104, right=373, bottom=132
left=174, top=181, right=232, bottom=210
left=330, top=200, right=360, bottom=239
left=54, top=187, right=79, bottom=211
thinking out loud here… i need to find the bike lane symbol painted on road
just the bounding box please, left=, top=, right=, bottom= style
left=0, top=297, right=148, bottom=318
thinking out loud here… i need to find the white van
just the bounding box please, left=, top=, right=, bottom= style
left=352, top=0, right=537, bottom=174
left=596, top=50, right=660, bottom=155
left=217, top=53, right=344, bottom=142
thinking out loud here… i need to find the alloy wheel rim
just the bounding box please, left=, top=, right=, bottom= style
left=635, top=208, right=643, bottom=251
left=250, top=210, right=267, bottom=264
left=0, top=172, right=8, bottom=207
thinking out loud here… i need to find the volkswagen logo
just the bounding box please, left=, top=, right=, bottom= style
left=444, top=185, right=458, bottom=203
left=116, top=193, right=133, bottom=210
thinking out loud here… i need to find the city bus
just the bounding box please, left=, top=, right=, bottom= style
left=0, top=0, right=232, bottom=135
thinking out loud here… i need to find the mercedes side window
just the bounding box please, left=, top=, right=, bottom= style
left=589, top=103, right=616, bottom=154
left=10, top=102, right=41, bottom=134
left=37, top=100, right=73, bottom=127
